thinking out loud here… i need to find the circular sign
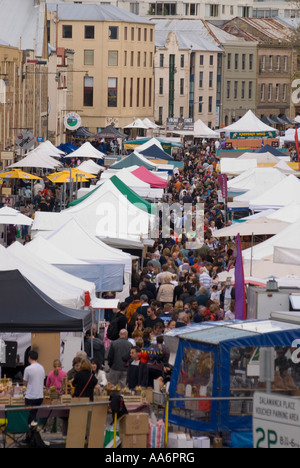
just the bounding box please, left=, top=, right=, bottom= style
left=16, top=131, right=35, bottom=150
left=64, top=112, right=82, bottom=131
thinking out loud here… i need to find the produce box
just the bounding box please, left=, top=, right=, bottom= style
left=119, top=413, right=149, bottom=435
left=121, top=434, right=148, bottom=449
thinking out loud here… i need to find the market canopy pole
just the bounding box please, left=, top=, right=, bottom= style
left=235, top=233, right=247, bottom=320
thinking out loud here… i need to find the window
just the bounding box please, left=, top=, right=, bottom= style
left=84, top=76, right=93, bottom=107
left=249, top=54, right=253, bottom=70
left=283, top=83, right=287, bottom=101
left=136, top=77, right=140, bottom=107
left=284, top=56, right=288, bottom=72
left=276, top=83, right=280, bottom=101
left=260, top=83, right=265, bottom=101
left=150, top=52, right=153, bottom=67
left=130, top=2, right=139, bottom=14
left=180, top=107, right=184, bottom=118
left=62, top=25, right=72, bottom=38
left=208, top=96, right=212, bottom=113
left=131, top=51, right=134, bottom=67
left=235, top=54, right=238, bottom=70
left=85, top=26, right=94, bottom=39
left=234, top=81, right=238, bottom=99
left=268, top=83, right=272, bottom=101
left=200, top=55, right=204, bottom=66
left=130, top=78, right=133, bottom=107
left=198, top=96, right=203, bottom=113
left=199, top=71, right=203, bottom=88
left=269, top=55, right=273, bottom=70
left=137, top=51, right=141, bottom=67
left=108, top=51, right=118, bottom=66
left=209, top=71, right=213, bottom=88
left=138, top=28, right=141, bottom=41
left=159, top=77, right=164, bottom=94
left=242, top=54, right=246, bottom=70
left=143, top=78, right=146, bottom=107
left=131, top=27, right=134, bottom=40
left=149, top=77, right=152, bottom=107
left=159, top=106, right=163, bottom=125
left=180, top=55, right=184, bottom=68
left=150, top=29, right=153, bottom=42
left=144, top=28, right=147, bottom=41
left=160, top=54, right=164, bottom=68
left=227, top=53, right=231, bottom=70
left=124, top=51, right=127, bottom=66
left=209, top=55, right=214, bottom=66
left=109, top=26, right=119, bottom=39
left=123, top=77, right=126, bottom=107
left=226, top=81, right=231, bottom=99
left=144, top=52, right=147, bottom=67
left=261, top=55, right=266, bottom=71
left=276, top=55, right=280, bottom=71
left=108, top=77, right=117, bottom=107
left=249, top=81, right=253, bottom=100
left=180, top=78, right=184, bottom=95
left=84, top=50, right=94, bottom=66
left=124, top=27, right=128, bottom=40
left=241, top=81, right=245, bottom=99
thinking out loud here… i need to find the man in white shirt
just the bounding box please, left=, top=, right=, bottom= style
left=199, top=268, right=212, bottom=290
left=23, top=350, right=45, bottom=426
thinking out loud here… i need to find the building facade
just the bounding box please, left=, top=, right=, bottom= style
left=48, top=3, right=155, bottom=133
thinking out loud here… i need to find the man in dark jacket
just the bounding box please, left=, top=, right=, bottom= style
left=84, top=330, right=105, bottom=368
left=107, top=329, right=132, bottom=387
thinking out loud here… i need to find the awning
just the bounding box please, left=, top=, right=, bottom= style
left=270, top=115, right=286, bottom=125
left=280, top=115, right=295, bottom=125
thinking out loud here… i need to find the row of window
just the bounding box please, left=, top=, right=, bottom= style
left=260, top=83, right=288, bottom=102
left=159, top=53, right=215, bottom=68
left=84, top=49, right=153, bottom=68
left=62, top=24, right=154, bottom=42
left=226, top=81, right=253, bottom=100
left=158, top=72, right=215, bottom=95
left=260, top=55, right=289, bottom=72
left=83, top=76, right=153, bottom=108
left=227, top=53, right=254, bottom=71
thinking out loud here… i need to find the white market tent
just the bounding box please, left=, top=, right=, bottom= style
left=5, top=242, right=93, bottom=309
left=123, top=118, right=149, bottom=129
left=249, top=174, right=300, bottom=211
left=237, top=152, right=279, bottom=164
left=0, top=207, right=33, bottom=226
left=31, top=177, right=156, bottom=242
left=8, top=147, right=63, bottom=169
left=142, top=118, right=160, bottom=129
left=77, top=159, right=104, bottom=175
left=221, top=110, right=277, bottom=134
left=267, top=202, right=300, bottom=224
left=66, top=142, right=105, bottom=160
left=280, top=127, right=300, bottom=145
left=234, top=170, right=286, bottom=203
left=213, top=216, right=289, bottom=238
left=228, top=167, right=286, bottom=193
left=171, top=118, right=219, bottom=138
left=135, top=138, right=163, bottom=153
left=274, top=160, right=297, bottom=175
left=38, top=140, right=65, bottom=157
left=220, top=158, right=257, bottom=175
left=242, top=218, right=300, bottom=262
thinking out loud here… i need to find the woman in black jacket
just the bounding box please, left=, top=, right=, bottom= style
left=72, top=359, right=99, bottom=401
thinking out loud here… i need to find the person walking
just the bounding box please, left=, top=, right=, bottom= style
left=23, top=350, right=45, bottom=426
left=107, top=329, right=132, bottom=387
left=72, top=359, right=99, bottom=401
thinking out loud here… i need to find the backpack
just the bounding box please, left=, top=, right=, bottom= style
left=106, top=320, right=120, bottom=341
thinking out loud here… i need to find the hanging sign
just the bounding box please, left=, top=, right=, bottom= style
left=64, top=112, right=82, bottom=131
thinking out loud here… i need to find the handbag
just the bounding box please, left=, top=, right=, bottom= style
left=78, top=373, right=93, bottom=398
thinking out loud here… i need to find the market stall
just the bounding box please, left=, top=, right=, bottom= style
left=167, top=319, right=300, bottom=434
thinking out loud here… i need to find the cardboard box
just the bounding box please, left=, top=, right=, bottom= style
left=121, top=434, right=148, bottom=449
left=193, top=436, right=210, bottom=449
left=167, top=432, right=193, bottom=449
left=119, top=413, right=149, bottom=435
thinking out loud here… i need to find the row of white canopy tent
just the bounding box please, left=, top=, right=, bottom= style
left=123, top=118, right=160, bottom=130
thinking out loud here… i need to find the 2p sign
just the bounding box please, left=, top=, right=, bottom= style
left=253, top=392, right=300, bottom=449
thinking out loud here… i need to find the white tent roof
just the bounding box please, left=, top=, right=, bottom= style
left=31, top=178, right=155, bottom=242
left=221, top=110, right=277, bottom=134
left=25, top=235, right=88, bottom=265
left=38, top=140, right=65, bottom=157
left=249, top=174, right=300, bottom=211
left=142, top=118, right=160, bottom=129
left=0, top=207, right=33, bottom=226
left=243, top=218, right=300, bottom=261
left=172, top=118, right=219, bottom=138
left=8, top=147, right=63, bottom=169
left=3, top=243, right=88, bottom=309
left=66, top=142, right=105, bottom=160
left=45, top=218, right=132, bottom=273
left=220, top=158, right=257, bottom=175
left=267, top=203, right=300, bottom=224
left=110, top=150, right=158, bottom=170
left=77, top=159, right=104, bottom=175
left=274, top=160, right=296, bottom=174
left=135, top=138, right=163, bottom=153
left=238, top=152, right=279, bottom=163
left=213, top=217, right=289, bottom=238
left=234, top=171, right=286, bottom=202
left=100, top=168, right=151, bottom=188
left=123, top=118, right=149, bottom=129
left=229, top=167, right=286, bottom=193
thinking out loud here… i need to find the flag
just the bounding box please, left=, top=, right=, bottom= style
left=295, top=125, right=300, bottom=172
left=235, top=233, right=247, bottom=320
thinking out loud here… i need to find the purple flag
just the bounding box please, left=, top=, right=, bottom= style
left=217, top=174, right=228, bottom=199
left=235, top=233, right=246, bottom=320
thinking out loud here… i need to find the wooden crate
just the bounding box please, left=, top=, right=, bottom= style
left=123, top=395, right=143, bottom=404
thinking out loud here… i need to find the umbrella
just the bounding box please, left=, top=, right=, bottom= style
left=0, top=169, right=42, bottom=180
left=0, top=207, right=33, bottom=226
left=47, top=169, right=96, bottom=183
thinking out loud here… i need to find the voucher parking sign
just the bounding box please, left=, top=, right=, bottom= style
left=253, top=392, right=300, bottom=448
